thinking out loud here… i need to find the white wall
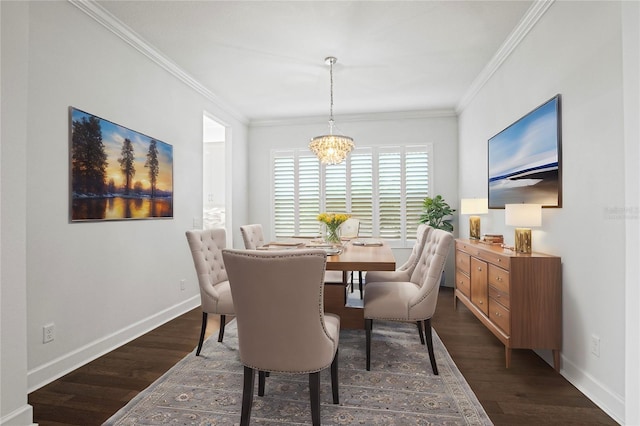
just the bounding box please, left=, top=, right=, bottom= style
left=248, top=112, right=459, bottom=280
left=0, top=1, right=248, bottom=411
left=458, top=1, right=633, bottom=422
left=622, top=2, right=640, bottom=423
left=1, top=1, right=35, bottom=424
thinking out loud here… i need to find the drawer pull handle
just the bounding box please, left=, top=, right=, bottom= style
left=477, top=267, right=482, bottom=271
left=478, top=301, right=483, bottom=304
left=495, top=312, right=501, bottom=317
left=497, top=277, right=502, bottom=281
left=497, top=258, right=501, bottom=262
left=496, top=294, right=501, bottom=298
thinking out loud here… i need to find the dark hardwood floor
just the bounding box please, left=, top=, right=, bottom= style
left=28, top=287, right=617, bottom=425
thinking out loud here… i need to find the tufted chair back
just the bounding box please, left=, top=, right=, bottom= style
left=399, top=224, right=432, bottom=272
left=240, top=224, right=265, bottom=249
left=407, top=228, right=454, bottom=319
left=186, top=228, right=231, bottom=313
left=364, top=224, right=432, bottom=284
left=185, top=228, right=234, bottom=354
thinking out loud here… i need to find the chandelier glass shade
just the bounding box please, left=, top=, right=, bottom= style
left=309, top=121, right=354, bottom=165
left=309, top=57, right=354, bottom=165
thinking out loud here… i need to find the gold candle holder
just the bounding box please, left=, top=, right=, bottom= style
left=514, top=228, right=532, bottom=253
left=469, top=216, right=481, bottom=240
left=461, top=198, right=488, bottom=240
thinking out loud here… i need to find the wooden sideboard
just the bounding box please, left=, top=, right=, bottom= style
left=454, top=239, right=562, bottom=371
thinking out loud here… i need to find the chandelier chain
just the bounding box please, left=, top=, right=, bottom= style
left=329, top=59, right=334, bottom=121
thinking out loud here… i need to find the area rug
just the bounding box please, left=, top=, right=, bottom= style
left=104, top=320, right=493, bottom=425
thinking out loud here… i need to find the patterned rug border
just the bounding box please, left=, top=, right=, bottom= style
left=104, top=320, right=493, bottom=425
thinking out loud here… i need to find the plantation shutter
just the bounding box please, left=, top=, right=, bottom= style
left=405, top=149, right=430, bottom=239
left=298, top=155, right=321, bottom=236
left=350, top=150, right=373, bottom=237
left=378, top=151, right=402, bottom=240
left=273, top=154, right=295, bottom=238
left=324, top=161, right=347, bottom=214
left=272, top=144, right=432, bottom=246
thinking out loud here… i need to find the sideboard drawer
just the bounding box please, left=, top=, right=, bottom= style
left=488, top=264, right=509, bottom=294
left=477, top=249, right=510, bottom=269
left=456, top=270, right=470, bottom=298
left=489, top=298, right=510, bottom=335
left=489, top=285, right=510, bottom=309
left=456, top=251, right=470, bottom=275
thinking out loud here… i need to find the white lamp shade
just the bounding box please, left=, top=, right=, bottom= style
left=460, top=198, right=488, bottom=215
left=505, top=204, right=542, bottom=227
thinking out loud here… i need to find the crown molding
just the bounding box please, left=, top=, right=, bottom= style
left=68, top=0, right=249, bottom=125
left=456, top=0, right=555, bottom=114
left=250, top=108, right=457, bottom=128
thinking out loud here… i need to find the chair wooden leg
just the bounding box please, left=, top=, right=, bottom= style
left=240, top=366, right=255, bottom=426
left=365, top=319, right=373, bottom=371
left=359, top=271, right=363, bottom=299
left=350, top=271, right=354, bottom=292
left=331, top=349, right=339, bottom=404
left=196, top=312, right=208, bottom=356
left=218, top=314, right=226, bottom=342
left=309, top=371, right=321, bottom=426
left=417, top=321, right=425, bottom=345
left=258, top=371, right=266, bottom=396
left=424, top=319, right=439, bottom=375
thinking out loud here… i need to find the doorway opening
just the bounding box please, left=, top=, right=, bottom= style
left=203, top=114, right=226, bottom=230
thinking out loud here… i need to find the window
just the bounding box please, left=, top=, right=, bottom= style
left=271, top=145, right=432, bottom=247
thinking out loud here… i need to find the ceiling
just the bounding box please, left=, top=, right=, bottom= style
left=96, top=1, right=533, bottom=122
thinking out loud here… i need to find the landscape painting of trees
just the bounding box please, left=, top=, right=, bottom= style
left=70, top=107, right=173, bottom=221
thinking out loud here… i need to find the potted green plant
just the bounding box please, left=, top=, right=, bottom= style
left=419, top=195, right=455, bottom=232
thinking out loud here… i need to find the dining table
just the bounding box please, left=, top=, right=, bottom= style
left=262, top=238, right=396, bottom=329
left=324, top=239, right=396, bottom=328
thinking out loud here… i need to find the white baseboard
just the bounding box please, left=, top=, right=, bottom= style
left=0, top=404, right=35, bottom=426
left=559, top=353, right=625, bottom=424
left=27, top=296, right=200, bottom=393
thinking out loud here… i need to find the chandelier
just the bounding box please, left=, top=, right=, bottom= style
left=309, top=57, right=354, bottom=165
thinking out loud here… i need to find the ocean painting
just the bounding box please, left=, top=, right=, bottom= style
left=70, top=108, right=173, bottom=221
left=488, top=95, right=561, bottom=208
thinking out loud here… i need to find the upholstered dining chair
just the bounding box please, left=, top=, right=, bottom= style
left=341, top=217, right=360, bottom=239
left=222, top=249, right=340, bottom=426
left=240, top=224, right=265, bottom=249
left=185, top=228, right=234, bottom=356
left=365, top=224, right=432, bottom=284
left=363, top=228, right=453, bottom=374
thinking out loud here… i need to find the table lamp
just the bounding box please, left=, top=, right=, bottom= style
left=460, top=198, right=488, bottom=240
left=505, top=204, right=542, bottom=253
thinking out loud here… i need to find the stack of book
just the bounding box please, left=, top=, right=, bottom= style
left=481, top=234, right=504, bottom=244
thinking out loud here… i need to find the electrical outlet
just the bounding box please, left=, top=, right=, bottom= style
left=590, top=334, right=600, bottom=357
left=43, top=323, right=55, bottom=343
left=180, top=279, right=186, bottom=291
